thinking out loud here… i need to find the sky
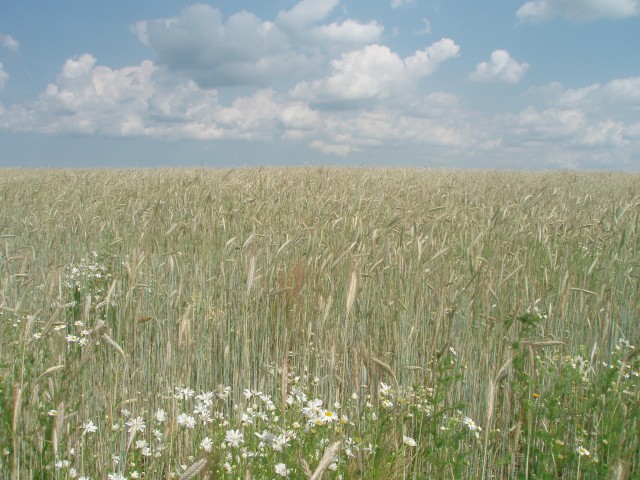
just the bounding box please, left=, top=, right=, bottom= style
left=1, top=0, right=639, bottom=170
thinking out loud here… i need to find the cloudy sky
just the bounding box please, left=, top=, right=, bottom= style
left=1, top=0, right=639, bottom=169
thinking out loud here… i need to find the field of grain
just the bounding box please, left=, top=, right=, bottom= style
left=1, top=168, right=639, bottom=479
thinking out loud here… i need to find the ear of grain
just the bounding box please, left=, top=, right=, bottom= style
left=52, top=402, right=65, bottom=460
left=280, top=350, right=289, bottom=411
left=178, top=304, right=193, bottom=348
left=606, top=459, right=629, bottom=480
left=36, top=364, right=65, bottom=383
left=246, top=255, right=256, bottom=295
left=345, top=271, right=357, bottom=319
left=83, top=294, right=92, bottom=322
left=309, top=440, right=341, bottom=480
left=23, top=314, right=36, bottom=341
left=359, top=342, right=397, bottom=385
left=300, top=458, right=312, bottom=477
left=178, top=458, right=208, bottom=480
left=102, top=333, right=126, bottom=360
left=103, top=278, right=118, bottom=312
left=325, top=293, right=333, bottom=322
left=12, top=383, right=23, bottom=475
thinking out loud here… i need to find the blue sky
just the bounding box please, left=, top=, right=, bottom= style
left=1, top=0, right=639, bottom=169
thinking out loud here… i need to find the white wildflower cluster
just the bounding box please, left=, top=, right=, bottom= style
left=615, top=336, right=635, bottom=352
left=174, top=386, right=229, bottom=427
left=463, top=416, right=479, bottom=431
left=576, top=446, right=590, bottom=457
left=525, top=299, right=548, bottom=320
left=413, top=386, right=435, bottom=416
left=376, top=382, right=433, bottom=417
left=608, top=337, right=640, bottom=397
left=61, top=252, right=111, bottom=294
left=403, top=435, right=417, bottom=447
left=51, top=252, right=118, bottom=312
left=301, top=398, right=338, bottom=426
left=31, top=316, right=107, bottom=350
left=379, top=382, right=395, bottom=410
left=43, top=369, right=458, bottom=478
left=568, top=355, right=590, bottom=382
left=81, top=420, right=98, bottom=435
left=460, top=412, right=482, bottom=439
left=62, top=252, right=111, bottom=289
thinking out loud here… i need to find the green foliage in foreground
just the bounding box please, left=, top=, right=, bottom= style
left=0, top=168, right=639, bottom=479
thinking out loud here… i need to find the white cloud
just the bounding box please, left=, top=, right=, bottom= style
left=470, top=50, right=529, bottom=83
left=133, top=1, right=382, bottom=88
left=517, top=0, right=639, bottom=22
left=291, top=39, right=460, bottom=104
left=313, top=19, right=384, bottom=46
left=310, top=140, right=352, bottom=155
left=417, top=18, right=432, bottom=35
left=276, top=0, right=340, bottom=30
left=275, top=0, right=383, bottom=48
left=1, top=54, right=160, bottom=136
left=391, top=0, right=416, bottom=8
left=603, top=77, right=640, bottom=103
left=1, top=34, right=19, bottom=52
left=134, top=5, right=303, bottom=87
left=503, top=75, right=640, bottom=153
left=0, top=54, right=320, bottom=142
left=0, top=63, right=8, bottom=91
left=506, top=106, right=632, bottom=151
left=537, top=77, right=640, bottom=112
left=301, top=110, right=474, bottom=158
left=510, top=106, right=585, bottom=140
left=0, top=49, right=475, bottom=157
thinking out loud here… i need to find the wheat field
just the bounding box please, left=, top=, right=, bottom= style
left=1, top=168, right=639, bottom=479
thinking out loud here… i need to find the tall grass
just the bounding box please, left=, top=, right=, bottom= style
left=1, top=167, right=639, bottom=478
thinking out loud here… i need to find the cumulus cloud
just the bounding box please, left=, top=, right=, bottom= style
left=276, top=0, right=341, bottom=29
left=517, top=0, right=639, bottom=22
left=503, top=76, right=640, bottom=154
left=0, top=54, right=159, bottom=136
left=391, top=0, right=416, bottom=8
left=305, top=107, right=473, bottom=156
left=1, top=34, right=19, bottom=52
left=0, top=53, right=322, bottom=142
left=0, top=49, right=476, bottom=158
left=531, top=77, right=640, bottom=114
left=603, top=77, right=640, bottom=103
left=133, top=5, right=305, bottom=88
left=0, top=63, right=8, bottom=91
left=469, top=50, right=529, bottom=83
left=134, top=1, right=383, bottom=88
left=313, top=19, right=384, bottom=46
left=310, top=140, right=352, bottom=155
left=291, top=39, right=460, bottom=104
left=510, top=106, right=585, bottom=140
left=2, top=49, right=638, bottom=169
left=275, top=0, right=383, bottom=48
left=506, top=105, right=632, bottom=151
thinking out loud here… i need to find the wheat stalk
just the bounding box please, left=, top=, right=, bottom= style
left=52, top=402, right=65, bottom=460
left=102, top=332, right=126, bottom=359
left=246, top=255, right=256, bottom=295
left=178, top=303, right=193, bottom=348
left=11, top=383, right=23, bottom=476
left=345, top=270, right=357, bottom=319
left=308, top=440, right=342, bottom=480
left=606, top=458, right=630, bottom=480
left=178, top=458, right=208, bottom=480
